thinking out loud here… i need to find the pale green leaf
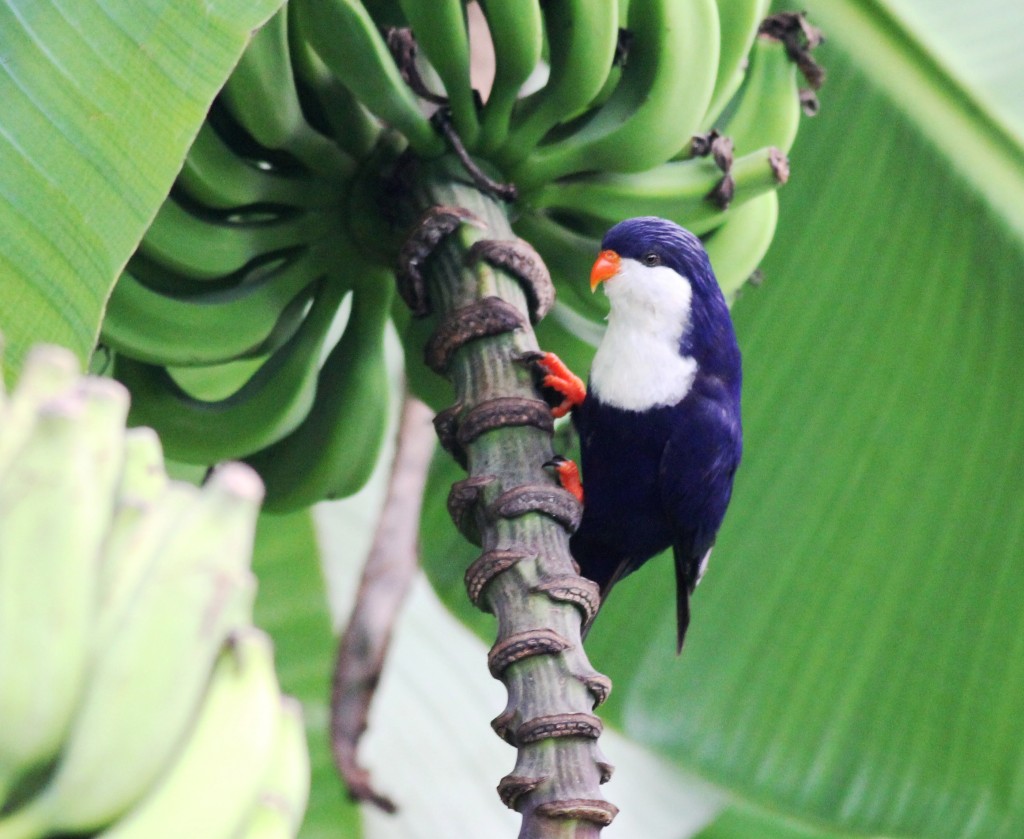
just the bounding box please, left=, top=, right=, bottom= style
left=0, top=0, right=285, bottom=382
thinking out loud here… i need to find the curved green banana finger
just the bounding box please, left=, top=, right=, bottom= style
left=703, top=189, right=778, bottom=304
left=475, top=0, right=543, bottom=154
left=176, top=123, right=339, bottom=211
left=232, top=698, right=310, bottom=839
left=287, top=6, right=382, bottom=162
left=716, top=33, right=802, bottom=155
left=513, top=0, right=721, bottom=188
left=115, top=277, right=346, bottom=465
left=97, top=629, right=283, bottom=839
left=0, top=345, right=80, bottom=474
left=0, top=375, right=126, bottom=797
left=498, top=0, right=619, bottom=166
left=246, top=267, right=393, bottom=512
left=292, top=0, right=443, bottom=156
left=102, top=249, right=324, bottom=367
left=9, top=480, right=258, bottom=836
left=703, top=0, right=771, bottom=127
left=399, top=0, right=479, bottom=147
left=530, top=145, right=788, bottom=237
left=220, top=6, right=354, bottom=181
left=140, top=199, right=332, bottom=281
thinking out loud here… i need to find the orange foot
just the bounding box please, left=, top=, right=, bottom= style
left=530, top=352, right=586, bottom=418
left=545, top=455, right=583, bottom=504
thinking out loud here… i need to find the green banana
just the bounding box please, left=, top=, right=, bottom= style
left=219, top=6, right=353, bottom=181
left=97, top=629, right=283, bottom=839
left=176, top=123, right=339, bottom=211
left=475, top=0, right=543, bottom=154
left=287, top=6, right=382, bottom=162
left=513, top=0, right=721, bottom=189
left=115, top=426, right=168, bottom=502
left=246, top=267, right=393, bottom=512
left=5, top=465, right=263, bottom=835
left=703, top=189, right=779, bottom=303
left=102, top=249, right=324, bottom=367
left=95, top=426, right=172, bottom=644
left=292, top=0, right=443, bottom=157
left=231, top=697, right=310, bottom=839
left=114, top=276, right=346, bottom=464
left=498, top=0, right=619, bottom=165
left=530, top=144, right=788, bottom=237
left=0, top=345, right=80, bottom=475
left=716, top=33, right=802, bottom=155
left=140, top=198, right=331, bottom=281
left=398, top=0, right=479, bottom=147
left=0, top=375, right=127, bottom=802
left=513, top=211, right=609, bottom=321
left=703, top=0, right=772, bottom=127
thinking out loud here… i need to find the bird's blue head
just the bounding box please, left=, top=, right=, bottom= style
left=589, top=217, right=737, bottom=383
left=591, top=217, right=720, bottom=302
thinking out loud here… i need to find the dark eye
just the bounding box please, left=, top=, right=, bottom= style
left=642, top=252, right=661, bottom=267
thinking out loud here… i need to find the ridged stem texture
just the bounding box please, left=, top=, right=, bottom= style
left=395, top=155, right=616, bottom=837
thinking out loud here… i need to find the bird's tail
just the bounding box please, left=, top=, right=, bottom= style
left=674, top=571, right=692, bottom=654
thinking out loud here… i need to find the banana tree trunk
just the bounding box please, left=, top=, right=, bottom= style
left=394, top=154, right=616, bottom=837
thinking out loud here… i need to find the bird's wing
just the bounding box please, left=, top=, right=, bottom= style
left=660, top=395, right=741, bottom=651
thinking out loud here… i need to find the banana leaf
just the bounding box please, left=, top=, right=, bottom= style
left=0, top=0, right=286, bottom=383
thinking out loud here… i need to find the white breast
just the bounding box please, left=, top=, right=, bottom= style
left=589, top=259, right=698, bottom=411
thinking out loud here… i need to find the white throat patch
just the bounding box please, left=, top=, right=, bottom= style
left=590, top=258, right=698, bottom=411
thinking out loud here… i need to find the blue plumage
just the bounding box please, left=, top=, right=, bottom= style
left=570, top=217, right=742, bottom=651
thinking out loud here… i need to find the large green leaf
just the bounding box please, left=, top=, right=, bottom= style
left=252, top=509, right=362, bottom=839
left=0, top=0, right=285, bottom=383
left=421, top=3, right=1024, bottom=838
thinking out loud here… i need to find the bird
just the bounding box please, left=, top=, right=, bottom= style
left=536, top=216, right=742, bottom=652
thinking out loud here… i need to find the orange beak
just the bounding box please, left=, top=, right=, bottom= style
left=590, top=249, right=621, bottom=291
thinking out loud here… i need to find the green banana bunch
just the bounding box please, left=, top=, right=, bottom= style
left=101, top=1, right=394, bottom=505
left=113, top=274, right=347, bottom=464
left=705, top=0, right=773, bottom=125
left=397, top=0, right=478, bottom=145
left=0, top=349, right=125, bottom=802
left=245, top=266, right=394, bottom=512
left=102, top=0, right=819, bottom=509
left=529, top=145, right=788, bottom=237
left=231, top=697, right=311, bottom=839
left=494, top=0, right=620, bottom=163
left=0, top=342, right=307, bottom=839
left=96, top=631, right=295, bottom=839
left=474, top=0, right=543, bottom=154
left=511, top=0, right=721, bottom=189
left=291, top=0, right=442, bottom=157
left=219, top=5, right=353, bottom=179
left=717, top=32, right=804, bottom=156
left=102, top=250, right=323, bottom=367
left=704, top=190, right=779, bottom=304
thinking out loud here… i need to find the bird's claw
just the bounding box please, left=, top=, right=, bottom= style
left=522, top=351, right=586, bottom=418
left=544, top=455, right=584, bottom=504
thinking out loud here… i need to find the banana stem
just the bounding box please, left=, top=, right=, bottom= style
left=396, top=155, right=616, bottom=837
